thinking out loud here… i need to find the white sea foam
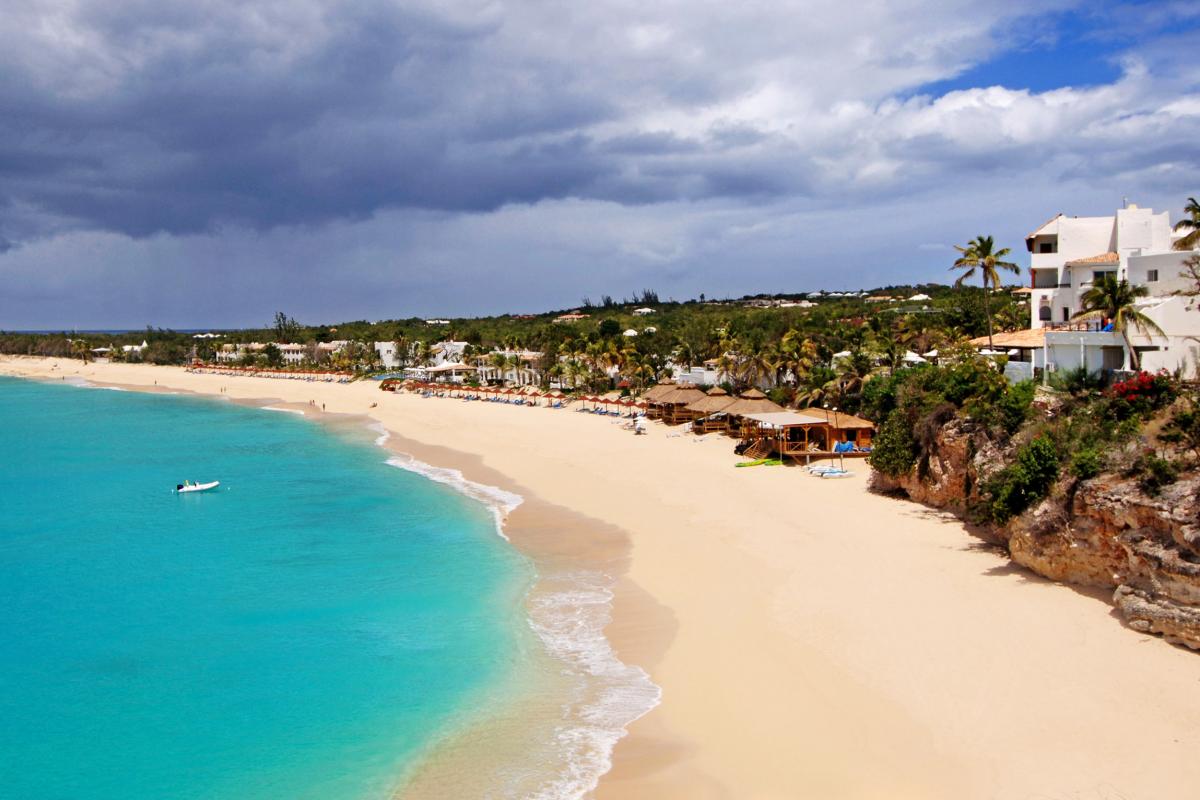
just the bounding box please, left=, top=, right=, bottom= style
left=373, top=423, right=659, bottom=799
left=367, top=421, right=390, bottom=447
left=384, top=453, right=523, bottom=540
left=524, top=571, right=662, bottom=800
left=262, top=405, right=306, bottom=416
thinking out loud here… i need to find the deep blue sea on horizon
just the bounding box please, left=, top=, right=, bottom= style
left=0, top=377, right=532, bottom=799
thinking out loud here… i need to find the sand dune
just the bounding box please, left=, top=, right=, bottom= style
left=5, top=356, right=1199, bottom=799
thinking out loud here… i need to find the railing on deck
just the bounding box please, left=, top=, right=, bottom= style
left=1043, top=320, right=1107, bottom=332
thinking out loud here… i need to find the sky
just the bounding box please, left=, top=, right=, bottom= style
left=2, top=0, right=1198, bottom=329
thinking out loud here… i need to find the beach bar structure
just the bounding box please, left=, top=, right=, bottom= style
left=738, top=410, right=876, bottom=461
left=651, top=384, right=708, bottom=424
left=686, top=387, right=737, bottom=432
left=720, top=389, right=786, bottom=437
left=640, top=382, right=678, bottom=419
left=795, top=408, right=876, bottom=448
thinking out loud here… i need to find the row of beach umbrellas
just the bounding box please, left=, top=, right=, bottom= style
left=384, top=380, right=649, bottom=409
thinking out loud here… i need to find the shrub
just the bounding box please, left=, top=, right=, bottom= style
left=859, top=371, right=900, bottom=421
left=1050, top=367, right=1104, bottom=396
left=984, top=435, right=1060, bottom=522
left=869, top=409, right=919, bottom=478
left=1069, top=447, right=1102, bottom=480
left=1159, top=395, right=1200, bottom=459
left=766, top=386, right=793, bottom=407
left=1134, top=455, right=1179, bottom=496
left=996, top=380, right=1036, bottom=434
left=1105, top=371, right=1177, bottom=419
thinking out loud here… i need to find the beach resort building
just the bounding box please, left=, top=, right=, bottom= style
left=476, top=349, right=544, bottom=386
left=982, top=204, right=1198, bottom=379
left=216, top=342, right=265, bottom=363
left=374, top=341, right=402, bottom=369
left=216, top=340, right=347, bottom=365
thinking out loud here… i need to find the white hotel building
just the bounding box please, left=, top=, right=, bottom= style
left=1012, top=203, right=1198, bottom=378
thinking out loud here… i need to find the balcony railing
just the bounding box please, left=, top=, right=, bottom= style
left=1043, top=320, right=1107, bottom=332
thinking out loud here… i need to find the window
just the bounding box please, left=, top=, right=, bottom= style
left=1038, top=305, right=1051, bottom=321
left=1039, top=242, right=1056, bottom=253
left=1092, top=270, right=1114, bottom=284
left=1147, top=269, right=1158, bottom=282
left=1063, top=307, right=1070, bottom=322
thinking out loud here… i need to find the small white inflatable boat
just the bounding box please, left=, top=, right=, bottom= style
left=176, top=481, right=220, bottom=493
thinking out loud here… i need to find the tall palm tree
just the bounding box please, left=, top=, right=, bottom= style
left=1174, top=197, right=1200, bottom=251
left=1073, top=274, right=1165, bottom=371
left=951, top=235, right=1020, bottom=349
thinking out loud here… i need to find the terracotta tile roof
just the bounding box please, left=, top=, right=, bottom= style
left=1066, top=251, right=1119, bottom=266
left=968, top=328, right=1046, bottom=349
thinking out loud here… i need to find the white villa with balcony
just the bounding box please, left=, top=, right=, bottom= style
left=1019, top=203, right=1198, bottom=377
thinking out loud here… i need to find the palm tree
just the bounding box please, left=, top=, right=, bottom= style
left=778, top=330, right=816, bottom=386
left=740, top=343, right=778, bottom=389
left=951, top=235, right=1021, bottom=349
left=1174, top=197, right=1200, bottom=251
left=488, top=351, right=507, bottom=383
left=673, top=342, right=696, bottom=372
left=1073, top=274, right=1165, bottom=371
left=70, top=338, right=92, bottom=362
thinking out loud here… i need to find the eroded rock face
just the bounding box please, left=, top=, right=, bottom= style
left=1114, top=586, right=1200, bottom=650
left=871, top=423, right=1200, bottom=652
left=869, top=419, right=1005, bottom=511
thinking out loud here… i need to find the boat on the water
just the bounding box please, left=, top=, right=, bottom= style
left=176, top=480, right=220, bottom=493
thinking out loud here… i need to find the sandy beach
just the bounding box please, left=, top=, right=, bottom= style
left=5, top=355, right=1200, bottom=800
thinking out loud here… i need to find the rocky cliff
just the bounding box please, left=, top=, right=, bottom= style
left=871, top=421, right=1200, bottom=650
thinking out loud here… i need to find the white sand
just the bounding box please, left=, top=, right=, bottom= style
left=5, top=356, right=1200, bottom=799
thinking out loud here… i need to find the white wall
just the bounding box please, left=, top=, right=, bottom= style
left=374, top=342, right=399, bottom=369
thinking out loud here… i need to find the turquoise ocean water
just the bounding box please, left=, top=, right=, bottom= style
left=0, top=377, right=533, bottom=799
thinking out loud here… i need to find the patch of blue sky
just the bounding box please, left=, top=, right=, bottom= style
left=912, top=1, right=1200, bottom=98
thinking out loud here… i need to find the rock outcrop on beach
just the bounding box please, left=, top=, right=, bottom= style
left=871, top=421, right=1200, bottom=650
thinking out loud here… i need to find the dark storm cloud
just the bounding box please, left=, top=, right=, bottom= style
left=0, top=1, right=629, bottom=239
left=1, top=0, right=1095, bottom=245
left=2, top=1, right=1199, bottom=330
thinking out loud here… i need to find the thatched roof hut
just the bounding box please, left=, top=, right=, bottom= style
left=796, top=408, right=876, bottom=430
left=721, top=388, right=785, bottom=418
left=641, top=382, right=677, bottom=401
left=655, top=385, right=707, bottom=405
left=685, top=386, right=736, bottom=416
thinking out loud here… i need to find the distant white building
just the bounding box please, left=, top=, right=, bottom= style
left=476, top=349, right=544, bottom=385
left=215, top=340, right=346, bottom=365
left=431, top=341, right=469, bottom=365
left=216, top=342, right=264, bottom=363
left=1025, top=203, right=1198, bottom=376
left=633, top=307, right=656, bottom=316
left=277, top=343, right=306, bottom=364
